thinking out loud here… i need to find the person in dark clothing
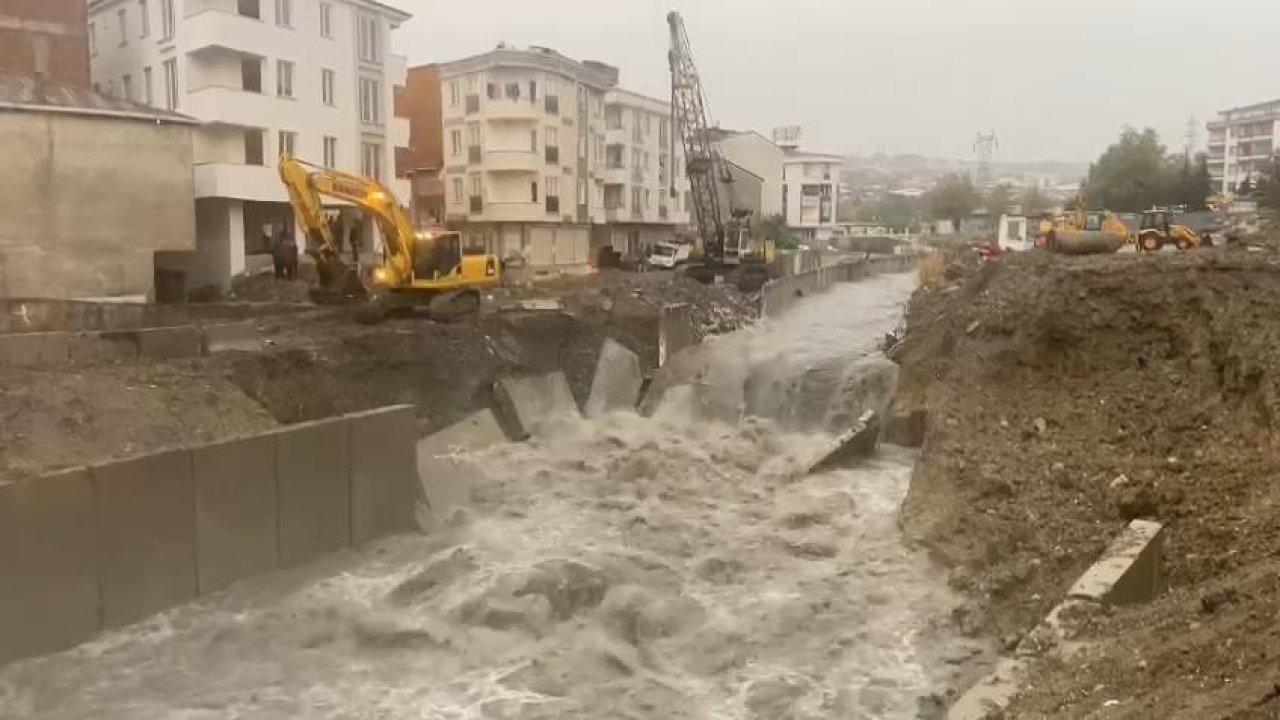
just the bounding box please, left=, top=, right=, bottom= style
left=271, top=224, right=285, bottom=279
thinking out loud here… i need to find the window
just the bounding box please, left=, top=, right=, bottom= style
left=160, top=0, right=175, bottom=41
left=321, top=69, right=335, bottom=105
left=245, top=130, right=264, bottom=165
left=451, top=177, right=463, bottom=206
left=319, top=2, right=332, bottom=38
left=486, top=82, right=498, bottom=100
left=362, top=142, right=382, bottom=180
left=530, top=181, right=538, bottom=202
left=359, top=77, right=381, bottom=123
left=471, top=173, right=482, bottom=198
left=274, top=0, right=291, bottom=27
left=546, top=127, right=558, bottom=148
left=357, top=14, right=381, bottom=64
left=276, top=60, right=294, bottom=97
left=449, top=81, right=459, bottom=108
left=530, top=129, right=537, bottom=152
left=238, top=0, right=260, bottom=18
left=450, top=129, right=462, bottom=157
left=504, top=82, right=520, bottom=100
left=579, top=178, right=588, bottom=205
left=88, top=23, right=96, bottom=56
left=241, top=57, right=262, bottom=92
left=529, top=81, right=537, bottom=102
left=122, top=74, right=133, bottom=101
left=278, top=130, right=296, bottom=158
left=323, top=136, right=337, bottom=167
left=118, top=9, right=128, bottom=46
left=163, top=58, right=178, bottom=110
left=139, top=0, right=149, bottom=38
left=143, top=66, right=153, bottom=105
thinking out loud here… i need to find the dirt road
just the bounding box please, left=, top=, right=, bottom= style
left=893, top=249, right=1280, bottom=717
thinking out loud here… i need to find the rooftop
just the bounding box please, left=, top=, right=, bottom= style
left=0, top=72, right=197, bottom=124
left=435, top=46, right=619, bottom=89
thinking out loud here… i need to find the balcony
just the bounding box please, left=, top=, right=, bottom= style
left=468, top=145, right=482, bottom=164
left=659, top=206, right=669, bottom=220
left=465, top=95, right=480, bottom=114
left=483, top=97, right=540, bottom=121
left=184, top=9, right=276, bottom=58
left=470, top=196, right=483, bottom=214
left=544, top=96, right=560, bottom=115
left=604, top=166, right=627, bottom=185
left=605, top=206, right=625, bottom=222
left=545, top=146, right=560, bottom=165
left=483, top=149, right=540, bottom=172
left=606, top=128, right=628, bottom=146
left=545, top=196, right=560, bottom=214
left=184, top=85, right=278, bottom=127
left=193, top=163, right=286, bottom=201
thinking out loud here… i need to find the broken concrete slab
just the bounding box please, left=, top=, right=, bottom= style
left=91, top=449, right=199, bottom=628
left=347, top=405, right=421, bottom=544
left=192, top=434, right=279, bottom=594
left=658, top=302, right=701, bottom=366
left=137, top=325, right=204, bottom=360
left=0, top=468, right=100, bottom=665
left=807, top=410, right=880, bottom=474
left=274, top=417, right=351, bottom=567
left=416, top=409, right=506, bottom=525
left=585, top=338, right=643, bottom=417
left=202, top=321, right=264, bottom=353
left=1067, top=518, right=1165, bottom=605
left=492, top=371, right=580, bottom=439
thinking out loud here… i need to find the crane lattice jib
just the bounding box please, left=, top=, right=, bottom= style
left=668, top=11, right=727, bottom=262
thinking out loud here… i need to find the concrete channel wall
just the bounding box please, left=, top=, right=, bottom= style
left=0, top=321, right=263, bottom=367
left=0, top=404, right=420, bottom=667
left=760, top=254, right=919, bottom=318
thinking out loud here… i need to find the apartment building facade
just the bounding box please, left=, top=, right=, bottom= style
left=0, top=0, right=92, bottom=85
left=438, top=47, right=617, bottom=275
left=782, top=151, right=840, bottom=243
left=87, top=0, right=410, bottom=294
left=1207, top=99, right=1280, bottom=195
left=601, top=88, right=691, bottom=257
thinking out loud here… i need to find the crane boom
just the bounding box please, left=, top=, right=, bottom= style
left=667, top=11, right=730, bottom=262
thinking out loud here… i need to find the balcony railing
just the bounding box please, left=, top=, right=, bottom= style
left=468, top=145, right=481, bottom=163
left=544, top=96, right=559, bottom=114
left=465, top=94, right=480, bottom=114
left=469, top=195, right=483, bottom=213
left=545, top=146, right=559, bottom=164
left=545, top=196, right=560, bottom=213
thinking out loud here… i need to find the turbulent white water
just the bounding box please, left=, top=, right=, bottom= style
left=0, top=272, right=966, bottom=720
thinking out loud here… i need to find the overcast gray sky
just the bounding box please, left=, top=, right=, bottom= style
left=392, top=0, right=1280, bottom=163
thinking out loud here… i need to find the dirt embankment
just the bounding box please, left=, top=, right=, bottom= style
left=893, top=250, right=1280, bottom=718
left=0, top=270, right=754, bottom=480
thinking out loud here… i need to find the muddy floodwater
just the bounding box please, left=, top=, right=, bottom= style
left=0, top=272, right=967, bottom=719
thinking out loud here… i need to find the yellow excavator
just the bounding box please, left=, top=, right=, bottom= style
left=278, top=155, right=501, bottom=321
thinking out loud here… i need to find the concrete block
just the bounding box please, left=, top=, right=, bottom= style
left=658, top=303, right=701, bottom=366
left=202, top=321, right=264, bottom=353
left=137, top=325, right=203, bottom=360
left=492, top=371, right=580, bottom=439
left=947, top=657, right=1026, bottom=720
left=0, top=331, right=71, bottom=367
left=346, top=405, right=420, bottom=545
left=69, top=331, right=140, bottom=364
left=585, top=338, right=643, bottom=417
left=1067, top=519, right=1165, bottom=605
left=416, top=409, right=506, bottom=523
left=0, top=469, right=100, bottom=664
left=807, top=410, right=880, bottom=473
left=274, top=417, right=351, bottom=566
left=92, top=449, right=198, bottom=628
left=193, top=434, right=278, bottom=594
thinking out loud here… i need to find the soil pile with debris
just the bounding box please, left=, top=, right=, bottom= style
left=893, top=249, right=1280, bottom=717
left=228, top=270, right=314, bottom=304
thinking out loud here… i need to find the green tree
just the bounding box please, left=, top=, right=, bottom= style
left=926, top=173, right=980, bottom=231
left=1020, top=186, right=1050, bottom=216
left=854, top=194, right=921, bottom=231
left=753, top=214, right=794, bottom=249
left=1256, top=158, right=1280, bottom=210
left=1166, top=153, right=1213, bottom=210
left=1083, top=127, right=1170, bottom=211
left=985, top=183, right=1015, bottom=218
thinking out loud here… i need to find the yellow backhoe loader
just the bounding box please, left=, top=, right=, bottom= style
left=278, top=155, right=501, bottom=322
left=1136, top=208, right=1209, bottom=251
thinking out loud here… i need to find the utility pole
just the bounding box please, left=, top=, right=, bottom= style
left=974, top=130, right=998, bottom=184
left=1184, top=115, right=1198, bottom=160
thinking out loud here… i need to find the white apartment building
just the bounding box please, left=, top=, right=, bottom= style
left=1207, top=99, right=1280, bottom=195
left=88, top=0, right=411, bottom=293
left=782, top=151, right=840, bottom=243
left=602, top=88, right=691, bottom=258
left=438, top=47, right=615, bottom=275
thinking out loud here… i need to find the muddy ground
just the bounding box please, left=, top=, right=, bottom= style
left=0, top=269, right=753, bottom=481
left=893, top=249, right=1280, bottom=717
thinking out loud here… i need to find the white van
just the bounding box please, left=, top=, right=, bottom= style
left=648, top=242, right=692, bottom=269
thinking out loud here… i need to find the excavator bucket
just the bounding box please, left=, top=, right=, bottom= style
left=309, top=256, right=368, bottom=304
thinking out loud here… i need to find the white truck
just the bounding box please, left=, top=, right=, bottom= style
left=647, top=241, right=692, bottom=269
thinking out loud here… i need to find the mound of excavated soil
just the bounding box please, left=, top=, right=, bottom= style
left=893, top=249, right=1280, bottom=717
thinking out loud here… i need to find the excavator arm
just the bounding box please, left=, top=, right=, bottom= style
left=277, top=155, right=416, bottom=295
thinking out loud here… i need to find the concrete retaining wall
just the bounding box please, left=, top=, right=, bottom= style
left=0, top=322, right=264, bottom=367
left=658, top=302, right=701, bottom=367
left=0, top=404, right=420, bottom=667
left=760, top=254, right=918, bottom=318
